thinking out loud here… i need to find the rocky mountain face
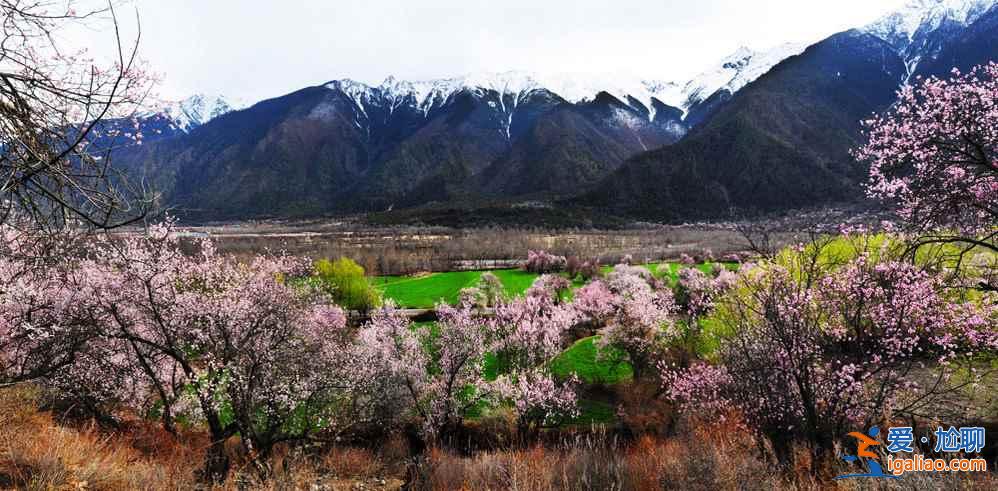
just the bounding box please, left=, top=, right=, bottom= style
left=585, top=30, right=907, bottom=220
left=116, top=0, right=997, bottom=224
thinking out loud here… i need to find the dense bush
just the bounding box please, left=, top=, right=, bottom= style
left=524, top=250, right=567, bottom=274
left=566, top=255, right=601, bottom=281
left=314, top=257, right=382, bottom=311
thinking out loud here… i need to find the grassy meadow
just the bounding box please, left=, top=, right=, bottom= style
left=373, top=262, right=723, bottom=309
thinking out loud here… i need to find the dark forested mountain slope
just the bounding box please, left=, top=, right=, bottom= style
left=119, top=80, right=687, bottom=219
left=584, top=31, right=907, bottom=220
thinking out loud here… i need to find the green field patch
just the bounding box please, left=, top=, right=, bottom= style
left=374, top=262, right=733, bottom=308
left=374, top=268, right=544, bottom=308
left=490, top=269, right=540, bottom=298
left=550, top=336, right=632, bottom=385
left=374, top=270, right=483, bottom=308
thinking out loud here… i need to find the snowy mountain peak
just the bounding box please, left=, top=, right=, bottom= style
left=865, top=0, right=996, bottom=46
left=675, top=42, right=807, bottom=110
left=157, top=94, right=246, bottom=132
left=722, top=46, right=757, bottom=64
left=864, top=0, right=996, bottom=78
left=321, top=41, right=805, bottom=125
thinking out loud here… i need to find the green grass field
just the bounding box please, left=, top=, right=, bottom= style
left=373, top=268, right=545, bottom=308
left=374, top=270, right=482, bottom=308
left=549, top=336, right=633, bottom=385
left=373, top=262, right=734, bottom=308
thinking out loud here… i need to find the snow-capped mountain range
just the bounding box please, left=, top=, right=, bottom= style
left=866, top=0, right=995, bottom=43
left=152, top=0, right=995, bottom=134
left=323, top=41, right=807, bottom=124
left=123, top=0, right=998, bottom=222
left=864, top=0, right=997, bottom=75
left=151, top=42, right=807, bottom=132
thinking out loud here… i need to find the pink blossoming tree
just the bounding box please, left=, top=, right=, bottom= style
left=492, top=368, right=579, bottom=441
left=0, top=0, right=157, bottom=230
left=0, top=229, right=98, bottom=385
left=574, top=265, right=678, bottom=379
left=489, top=275, right=580, bottom=439
left=856, top=62, right=998, bottom=290
left=670, top=266, right=738, bottom=362
left=358, top=301, right=493, bottom=444
left=524, top=250, right=567, bottom=274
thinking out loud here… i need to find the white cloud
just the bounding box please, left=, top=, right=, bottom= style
left=74, top=0, right=908, bottom=102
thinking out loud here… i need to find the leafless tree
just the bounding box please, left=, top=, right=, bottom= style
left=1, top=0, right=155, bottom=232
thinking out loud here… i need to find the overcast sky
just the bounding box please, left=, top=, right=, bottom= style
left=72, top=0, right=909, bottom=102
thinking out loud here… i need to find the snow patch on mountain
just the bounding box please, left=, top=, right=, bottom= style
left=674, top=42, right=807, bottom=110
left=155, top=94, right=247, bottom=132
left=865, top=0, right=996, bottom=77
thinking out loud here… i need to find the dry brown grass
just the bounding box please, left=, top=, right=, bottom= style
left=415, top=421, right=779, bottom=491
left=414, top=418, right=998, bottom=491
left=2, top=387, right=994, bottom=490
left=0, top=386, right=199, bottom=490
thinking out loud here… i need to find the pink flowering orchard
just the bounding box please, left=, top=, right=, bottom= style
left=662, top=248, right=998, bottom=467
left=358, top=301, right=494, bottom=442
left=1, top=223, right=353, bottom=481
left=574, top=265, right=677, bottom=378
left=490, top=275, right=581, bottom=439
left=2, top=0, right=998, bottom=488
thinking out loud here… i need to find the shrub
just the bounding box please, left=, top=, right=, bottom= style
left=573, top=265, right=678, bottom=379
left=314, top=257, right=382, bottom=311
left=524, top=250, right=567, bottom=274
left=567, top=256, right=602, bottom=281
